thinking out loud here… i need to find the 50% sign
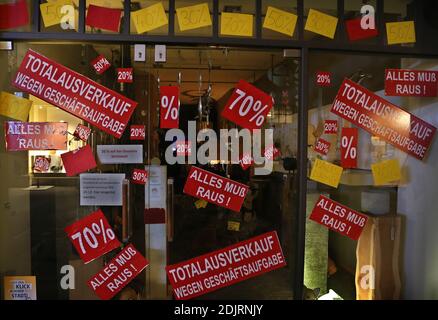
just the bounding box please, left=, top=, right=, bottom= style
left=65, top=209, right=121, bottom=264
left=341, top=128, right=358, bottom=168
left=222, top=80, right=273, bottom=130
left=160, top=86, right=180, bottom=129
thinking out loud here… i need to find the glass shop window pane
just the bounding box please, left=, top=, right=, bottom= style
left=344, top=0, right=378, bottom=45
left=219, top=0, right=256, bottom=39
left=304, top=0, right=339, bottom=41
left=384, top=0, right=415, bottom=47
left=174, top=0, right=213, bottom=37
left=85, top=0, right=125, bottom=34
left=130, top=0, right=169, bottom=35
left=0, top=0, right=33, bottom=32
left=39, top=0, right=78, bottom=33
left=262, top=0, right=299, bottom=40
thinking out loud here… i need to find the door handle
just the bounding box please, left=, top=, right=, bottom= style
left=167, top=178, right=174, bottom=242
left=122, top=178, right=131, bottom=242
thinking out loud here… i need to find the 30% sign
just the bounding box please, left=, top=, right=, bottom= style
left=65, top=209, right=121, bottom=263
left=341, top=128, right=358, bottom=168
left=221, top=80, right=273, bottom=130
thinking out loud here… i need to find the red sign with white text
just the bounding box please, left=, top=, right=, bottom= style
left=264, top=145, right=281, bottom=161
left=73, top=124, right=91, bottom=142
left=316, top=71, right=332, bottom=87
left=166, top=231, right=286, bottom=300
left=160, top=86, right=180, bottom=129
left=239, top=152, right=253, bottom=170
left=130, top=125, right=145, bottom=141
left=221, top=80, right=273, bottom=130
left=310, top=195, right=368, bottom=241
left=324, top=120, right=338, bottom=134
left=345, top=17, right=378, bottom=41
left=5, top=121, right=67, bottom=151
left=331, top=78, right=436, bottom=160
left=34, top=156, right=50, bottom=172
left=91, top=55, right=111, bottom=75
left=12, top=49, right=138, bottom=139
left=341, top=128, right=358, bottom=168
left=64, top=209, right=121, bottom=264
left=87, top=244, right=149, bottom=300
left=132, top=168, right=148, bottom=185
left=385, top=69, right=438, bottom=97
left=176, top=141, right=192, bottom=156
left=183, top=166, right=249, bottom=212
left=117, top=68, right=133, bottom=83
left=0, top=0, right=29, bottom=30
left=61, top=145, right=97, bottom=177
left=314, top=138, right=331, bottom=156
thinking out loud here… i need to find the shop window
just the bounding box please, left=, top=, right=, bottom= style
left=219, top=0, right=256, bottom=38
left=261, top=0, right=299, bottom=40
left=130, top=0, right=169, bottom=36
left=174, top=0, right=213, bottom=37
left=0, top=0, right=33, bottom=32
left=85, top=0, right=125, bottom=34
left=304, top=0, right=338, bottom=41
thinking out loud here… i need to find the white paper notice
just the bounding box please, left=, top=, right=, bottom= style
left=80, top=173, right=125, bottom=206
left=97, top=145, right=143, bottom=164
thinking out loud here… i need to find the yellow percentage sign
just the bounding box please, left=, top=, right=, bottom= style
left=132, top=3, right=168, bottom=34
left=40, top=0, right=73, bottom=27
left=176, top=3, right=212, bottom=31
left=263, top=6, right=297, bottom=37
left=305, top=8, right=338, bottom=39
left=221, top=12, right=253, bottom=37
left=386, top=21, right=416, bottom=45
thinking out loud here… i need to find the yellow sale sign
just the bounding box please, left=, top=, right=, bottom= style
left=263, top=6, right=298, bottom=37
left=221, top=12, right=253, bottom=37
left=371, top=159, right=402, bottom=186
left=310, top=159, right=343, bottom=188
left=386, top=21, right=416, bottom=45
left=176, top=3, right=212, bottom=31
left=0, top=91, right=32, bottom=121
left=305, top=8, right=338, bottom=39
left=132, top=3, right=168, bottom=34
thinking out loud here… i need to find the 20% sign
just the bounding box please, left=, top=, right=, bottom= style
left=160, top=86, right=180, bottom=129
left=65, top=209, right=121, bottom=264
left=341, top=128, right=358, bottom=168
left=221, top=80, right=273, bottom=130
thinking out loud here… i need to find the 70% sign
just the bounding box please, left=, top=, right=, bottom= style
left=222, top=80, right=274, bottom=130
left=160, top=86, right=180, bottom=129
left=65, top=209, right=121, bottom=264
left=341, top=128, right=358, bottom=168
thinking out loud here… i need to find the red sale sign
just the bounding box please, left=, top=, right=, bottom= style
left=131, top=168, right=148, bottom=185
left=130, top=125, right=145, bottom=141
left=331, top=78, right=436, bottom=160
left=183, top=166, right=249, bottom=212
left=314, top=138, right=331, bottom=156
left=345, top=17, right=378, bottom=41
left=324, top=120, right=338, bottom=134
left=117, top=68, right=133, bottom=83
left=73, top=124, right=92, bottom=142
left=12, top=49, right=138, bottom=139
left=341, top=128, right=358, bottom=168
left=5, top=121, right=67, bottom=151
left=176, top=141, right=192, bottom=156
left=316, top=71, right=332, bottom=87
left=264, top=145, right=281, bottom=161
left=88, top=244, right=149, bottom=300
left=385, top=69, right=438, bottom=97
left=0, top=0, right=29, bottom=30
left=86, top=5, right=122, bottom=33
left=65, top=209, right=121, bottom=264
left=160, top=86, right=180, bottom=129
left=309, top=195, right=368, bottom=241
left=239, top=152, right=253, bottom=170
left=61, top=145, right=97, bottom=177
left=91, top=55, right=111, bottom=75
left=221, top=80, right=273, bottom=130
left=166, top=231, right=286, bottom=300
left=34, top=156, right=50, bottom=172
